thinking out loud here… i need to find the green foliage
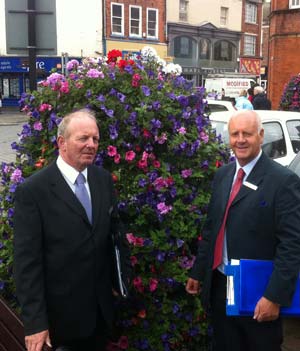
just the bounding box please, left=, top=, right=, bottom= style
left=0, top=47, right=230, bottom=350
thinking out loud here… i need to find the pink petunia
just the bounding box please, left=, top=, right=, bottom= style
left=152, top=160, right=161, bottom=168
left=114, top=153, right=121, bottom=164
left=130, top=256, right=138, bottom=266
left=118, top=336, right=129, bottom=349
left=181, top=169, right=193, bottom=178
left=39, top=103, right=52, bottom=112
left=133, top=276, right=144, bottom=293
left=86, top=69, right=104, bottom=79
left=33, top=121, right=43, bottom=131
left=107, top=145, right=117, bottom=157
left=125, top=150, right=136, bottom=162
left=137, top=159, right=147, bottom=169
left=157, top=202, right=173, bottom=215
left=60, top=81, right=69, bottom=94
left=149, top=278, right=158, bottom=292
left=177, top=127, right=187, bottom=134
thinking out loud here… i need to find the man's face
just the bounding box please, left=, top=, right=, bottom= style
left=228, top=112, right=264, bottom=166
left=58, top=117, right=99, bottom=171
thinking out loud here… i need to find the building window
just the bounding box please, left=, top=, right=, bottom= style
left=174, top=36, right=196, bottom=58
left=244, top=35, right=256, bottom=56
left=214, top=41, right=234, bottom=61
left=179, top=0, right=188, bottom=21
left=199, top=39, right=210, bottom=59
left=129, top=6, right=142, bottom=37
left=290, top=0, right=300, bottom=8
left=220, top=7, right=228, bottom=26
left=147, top=8, right=158, bottom=39
left=111, top=3, right=124, bottom=35
left=245, top=2, right=257, bottom=24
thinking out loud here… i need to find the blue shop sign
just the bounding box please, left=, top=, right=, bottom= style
left=0, top=57, right=62, bottom=73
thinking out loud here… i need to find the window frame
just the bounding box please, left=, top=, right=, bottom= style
left=214, top=40, right=234, bottom=61
left=289, top=0, right=300, bottom=8
left=147, top=8, right=158, bottom=39
left=129, top=5, right=142, bottom=37
left=220, top=7, right=228, bottom=26
left=244, top=34, right=256, bottom=56
left=111, top=2, right=124, bottom=36
left=179, top=0, right=188, bottom=21
left=245, top=2, right=258, bottom=24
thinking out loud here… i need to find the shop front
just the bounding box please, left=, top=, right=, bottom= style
left=0, top=57, right=62, bottom=107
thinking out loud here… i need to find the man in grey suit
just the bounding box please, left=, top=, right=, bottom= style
left=14, top=109, right=130, bottom=351
left=186, top=110, right=300, bottom=350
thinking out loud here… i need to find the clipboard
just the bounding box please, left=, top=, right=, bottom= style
left=225, top=259, right=300, bottom=316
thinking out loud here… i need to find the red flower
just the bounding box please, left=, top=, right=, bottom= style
left=117, top=59, right=128, bottom=70
left=111, top=173, right=118, bottom=182
left=216, top=160, right=223, bottom=168
left=107, top=49, right=122, bottom=63
left=137, top=309, right=146, bottom=318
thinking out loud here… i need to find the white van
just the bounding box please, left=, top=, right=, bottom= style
left=205, top=77, right=256, bottom=99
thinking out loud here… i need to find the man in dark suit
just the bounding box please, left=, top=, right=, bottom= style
left=186, top=110, right=300, bottom=350
left=14, top=109, right=130, bottom=351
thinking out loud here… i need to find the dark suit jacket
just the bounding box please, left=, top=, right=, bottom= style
left=190, top=153, right=300, bottom=309
left=13, top=161, right=130, bottom=342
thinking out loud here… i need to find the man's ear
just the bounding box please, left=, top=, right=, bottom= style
left=260, top=128, right=264, bottom=144
left=57, top=136, right=66, bottom=151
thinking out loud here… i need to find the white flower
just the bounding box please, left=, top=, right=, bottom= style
left=162, top=63, right=182, bottom=76
left=141, top=46, right=159, bottom=62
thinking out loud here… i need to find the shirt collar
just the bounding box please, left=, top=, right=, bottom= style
left=56, top=155, right=88, bottom=185
left=235, top=149, right=262, bottom=180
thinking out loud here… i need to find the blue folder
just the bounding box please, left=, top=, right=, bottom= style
left=225, top=259, right=300, bottom=316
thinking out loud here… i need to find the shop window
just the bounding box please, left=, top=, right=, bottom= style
left=147, top=8, right=158, bottom=39
left=111, top=3, right=124, bottom=35
left=130, top=5, right=142, bottom=37
left=245, top=2, right=257, bottom=24
left=214, top=41, right=234, bottom=61
left=244, top=35, right=256, bottom=56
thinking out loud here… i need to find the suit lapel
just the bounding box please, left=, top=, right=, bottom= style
left=219, top=164, right=236, bottom=213
left=48, top=162, right=91, bottom=225
left=232, top=153, right=267, bottom=205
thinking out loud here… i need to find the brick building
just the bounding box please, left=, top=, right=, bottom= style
left=261, top=1, right=271, bottom=89
left=268, top=0, right=300, bottom=109
left=239, top=0, right=263, bottom=78
left=103, top=0, right=167, bottom=59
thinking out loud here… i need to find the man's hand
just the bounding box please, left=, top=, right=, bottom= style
left=25, top=329, right=51, bottom=351
left=253, top=296, right=280, bottom=322
left=186, top=278, right=201, bottom=295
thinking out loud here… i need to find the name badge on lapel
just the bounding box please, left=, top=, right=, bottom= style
left=244, top=181, right=258, bottom=191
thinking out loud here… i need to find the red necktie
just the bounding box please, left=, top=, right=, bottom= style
left=213, top=168, right=245, bottom=270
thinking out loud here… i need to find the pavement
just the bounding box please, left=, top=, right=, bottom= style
left=0, top=107, right=300, bottom=349
left=0, top=107, right=28, bottom=164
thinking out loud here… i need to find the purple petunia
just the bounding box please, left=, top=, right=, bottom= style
left=141, top=85, right=151, bottom=97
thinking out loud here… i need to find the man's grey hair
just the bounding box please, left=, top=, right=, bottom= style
left=228, top=110, right=263, bottom=133
left=57, top=109, right=97, bottom=139
left=254, top=86, right=264, bottom=95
